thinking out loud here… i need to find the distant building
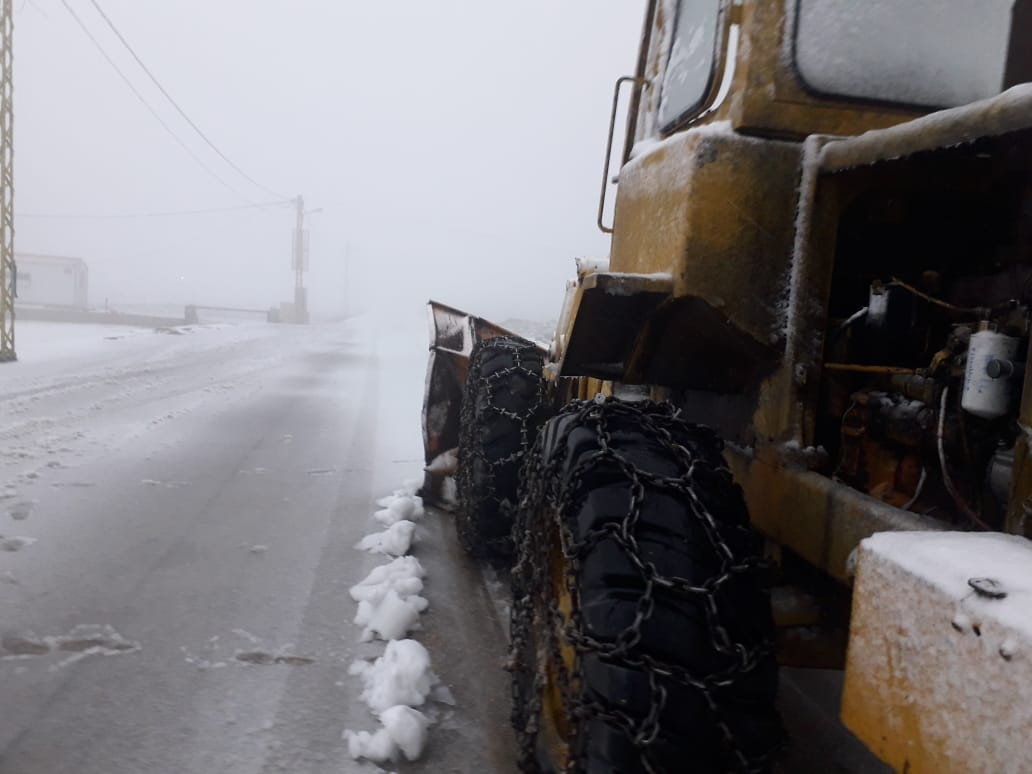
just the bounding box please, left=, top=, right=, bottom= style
left=14, top=253, right=89, bottom=310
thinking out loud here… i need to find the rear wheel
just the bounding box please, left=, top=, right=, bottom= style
left=510, top=397, right=783, bottom=773
left=456, top=336, right=548, bottom=560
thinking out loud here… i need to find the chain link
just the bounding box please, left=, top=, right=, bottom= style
left=457, top=337, right=548, bottom=557
left=510, top=397, right=781, bottom=774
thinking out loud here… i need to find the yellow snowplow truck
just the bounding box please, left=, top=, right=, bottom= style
left=422, top=2, right=1032, bottom=772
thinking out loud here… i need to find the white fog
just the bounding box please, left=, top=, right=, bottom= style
left=4, top=2, right=1029, bottom=773
left=15, top=1, right=644, bottom=321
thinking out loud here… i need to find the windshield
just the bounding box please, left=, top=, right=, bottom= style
left=794, top=0, right=1016, bottom=108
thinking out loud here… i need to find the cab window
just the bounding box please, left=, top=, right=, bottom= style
left=658, top=0, right=722, bottom=131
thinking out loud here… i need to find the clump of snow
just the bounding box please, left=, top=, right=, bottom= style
left=424, top=448, right=457, bottom=476
left=380, top=705, right=429, bottom=759
left=342, top=475, right=449, bottom=765
left=344, top=705, right=429, bottom=763
left=343, top=725, right=396, bottom=763
left=355, top=520, right=418, bottom=557
left=575, top=256, right=610, bottom=276
left=352, top=639, right=438, bottom=712
left=350, top=556, right=426, bottom=605
left=355, top=590, right=428, bottom=642
left=373, top=495, right=424, bottom=526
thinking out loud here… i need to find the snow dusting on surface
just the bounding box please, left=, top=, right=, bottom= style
left=843, top=530, right=1032, bottom=773
left=343, top=480, right=445, bottom=764
left=1, top=624, right=141, bottom=668
left=862, top=531, right=1032, bottom=638
left=0, top=313, right=516, bottom=771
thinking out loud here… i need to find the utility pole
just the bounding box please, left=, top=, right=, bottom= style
left=290, top=195, right=321, bottom=324
left=292, top=194, right=308, bottom=324
left=0, top=0, right=14, bottom=362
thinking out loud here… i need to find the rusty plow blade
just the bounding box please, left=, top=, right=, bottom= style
left=420, top=301, right=524, bottom=507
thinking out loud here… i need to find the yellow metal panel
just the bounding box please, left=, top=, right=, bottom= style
left=611, top=128, right=800, bottom=353
left=842, top=532, right=1032, bottom=773
left=727, top=0, right=921, bottom=139
left=727, top=445, right=941, bottom=583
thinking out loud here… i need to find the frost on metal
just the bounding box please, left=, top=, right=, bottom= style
left=819, top=84, right=1032, bottom=174
left=843, top=531, right=1032, bottom=774
left=794, top=0, right=1012, bottom=109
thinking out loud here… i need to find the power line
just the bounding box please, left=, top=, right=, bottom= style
left=58, top=0, right=253, bottom=203
left=87, top=0, right=289, bottom=201
left=16, top=199, right=292, bottom=220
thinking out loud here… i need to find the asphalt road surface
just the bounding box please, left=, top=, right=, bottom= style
left=0, top=316, right=518, bottom=774
left=0, top=315, right=890, bottom=774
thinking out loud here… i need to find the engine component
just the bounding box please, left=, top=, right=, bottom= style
left=962, top=329, right=1021, bottom=418
left=837, top=390, right=933, bottom=506
left=987, top=446, right=1015, bottom=504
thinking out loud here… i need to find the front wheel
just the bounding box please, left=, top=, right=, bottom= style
left=510, top=397, right=783, bottom=773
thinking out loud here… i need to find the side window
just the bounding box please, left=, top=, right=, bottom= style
left=658, top=0, right=722, bottom=132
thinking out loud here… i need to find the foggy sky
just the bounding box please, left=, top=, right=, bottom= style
left=15, top=1, right=645, bottom=321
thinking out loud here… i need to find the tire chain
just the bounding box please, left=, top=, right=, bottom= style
left=510, top=396, right=780, bottom=774
left=457, top=336, right=548, bottom=557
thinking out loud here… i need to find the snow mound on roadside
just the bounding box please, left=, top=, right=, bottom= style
left=351, top=638, right=438, bottom=712
left=355, top=520, right=417, bottom=556
left=374, top=478, right=423, bottom=508
left=344, top=704, right=429, bottom=763
left=373, top=494, right=425, bottom=526
left=351, top=556, right=429, bottom=641
left=350, top=555, right=426, bottom=605
left=344, top=476, right=446, bottom=765
left=355, top=590, right=428, bottom=642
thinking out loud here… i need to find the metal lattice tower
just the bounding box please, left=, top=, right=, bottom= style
left=0, top=0, right=12, bottom=362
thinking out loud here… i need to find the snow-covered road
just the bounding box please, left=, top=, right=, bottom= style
left=0, top=317, right=517, bottom=774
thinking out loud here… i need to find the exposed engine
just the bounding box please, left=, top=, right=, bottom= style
left=821, top=271, right=1029, bottom=529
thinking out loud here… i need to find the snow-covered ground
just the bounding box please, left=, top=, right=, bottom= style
left=0, top=315, right=516, bottom=774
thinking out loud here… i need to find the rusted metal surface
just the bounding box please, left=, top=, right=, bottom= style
left=421, top=301, right=541, bottom=503
left=555, top=271, right=671, bottom=379
left=727, top=444, right=942, bottom=584
left=823, top=363, right=919, bottom=375
left=1007, top=336, right=1032, bottom=537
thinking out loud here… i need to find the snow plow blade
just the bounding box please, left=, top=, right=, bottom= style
left=420, top=301, right=539, bottom=506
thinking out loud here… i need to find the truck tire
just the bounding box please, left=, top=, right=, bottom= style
left=510, top=397, right=783, bottom=773
left=456, top=336, right=547, bottom=560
